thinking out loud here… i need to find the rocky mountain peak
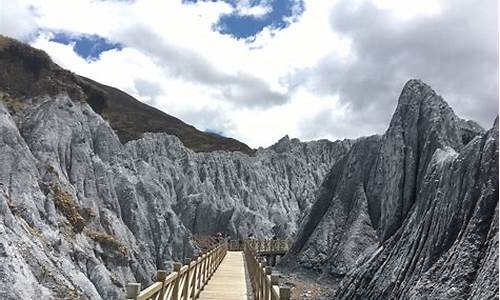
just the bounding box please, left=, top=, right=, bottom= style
left=0, top=36, right=496, bottom=300
left=389, top=79, right=484, bottom=150
left=283, top=78, right=497, bottom=300
left=390, top=79, right=454, bottom=131
left=399, top=79, right=436, bottom=101
left=268, top=135, right=305, bottom=154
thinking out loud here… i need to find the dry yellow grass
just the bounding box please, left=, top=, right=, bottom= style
left=85, top=228, right=128, bottom=258
left=52, top=184, right=86, bottom=233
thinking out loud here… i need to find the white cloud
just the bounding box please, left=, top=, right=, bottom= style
left=1, top=0, right=497, bottom=148
left=0, top=0, right=38, bottom=40
left=373, top=0, right=441, bottom=19
left=235, top=0, right=273, bottom=18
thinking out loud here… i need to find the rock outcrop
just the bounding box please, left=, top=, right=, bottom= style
left=283, top=80, right=498, bottom=299
left=0, top=36, right=497, bottom=300
left=0, top=47, right=350, bottom=298
left=0, top=92, right=349, bottom=299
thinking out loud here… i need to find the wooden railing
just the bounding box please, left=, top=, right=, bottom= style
left=244, top=239, right=289, bottom=254
left=243, top=242, right=291, bottom=300
left=126, top=242, right=227, bottom=300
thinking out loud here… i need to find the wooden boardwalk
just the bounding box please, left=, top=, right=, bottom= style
left=197, top=251, right=251, bottom=300
left=125, top=240, right=291, bottom=300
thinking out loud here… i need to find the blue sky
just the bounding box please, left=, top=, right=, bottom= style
left=51, top=1, right=304, bottom=60
left=185, top=0, right=304, bottom=39
left=3, top=0, right=497, bottom=147
left=50, top=33, right=122, bottom=60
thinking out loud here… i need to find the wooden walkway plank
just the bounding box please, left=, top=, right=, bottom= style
left=197, top=251, right=252, bottom=300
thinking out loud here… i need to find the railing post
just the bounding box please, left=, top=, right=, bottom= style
left=260, top=260, right=266, bottom=300
left=271, top=275, right=279, bottom=300
left=206, top=251, right=211, bottom=280
left=172, top=263, right=182, bottom=300
left=182, top=259, right=191, bottom=300
left=217, top=244, right=221, bottom=264
left=264, top=266, right=272, bottom=300
left=198, top=253, right=205, bottom=290
left=156, top=270, right=168, bottom=299
left=209, top=248, right=214, bottom=276
left=191, top=255, right=199, bottom=297
left=262, top=258, right=268, bottom=299
left=279, top=287, right=291, bottom=300
left=126, top=283, right=141, bottom=300
left=255, top=257, right=261, bottom=300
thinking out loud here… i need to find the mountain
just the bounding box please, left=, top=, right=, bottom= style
left=282, top=80, right=498, bottom=299
left=0, top=35, right=254, bottom=154
left=0, top=37, right=351, bottom=299
left=0, top=36, right=497, bottom=300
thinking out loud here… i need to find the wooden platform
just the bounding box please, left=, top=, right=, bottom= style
left=198, top=251, right=252, bottom=300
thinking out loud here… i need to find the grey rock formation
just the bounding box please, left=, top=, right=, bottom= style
left=0, top=90, right=348, bottom=299
left=0, top=37, right=496, bottom=300
left=283, top=80, right=498, bottom=299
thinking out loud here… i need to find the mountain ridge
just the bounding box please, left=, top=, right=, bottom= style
left=281, top=79, right=497, bottom=300
left=0, top=35, right=254, bottom=155
left=0, top=36, right=496, bottom=300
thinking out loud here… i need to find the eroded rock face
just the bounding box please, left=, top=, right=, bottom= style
left=0, top=37, right=496, bottom=300
left=0, top=91, right=349, bottom=299
left=283, top=80, right=498, bottom=299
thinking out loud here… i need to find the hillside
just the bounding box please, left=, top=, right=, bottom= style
left=0, top=35, right=254, bottom=154
left=0, top=36, right=497, bottom=300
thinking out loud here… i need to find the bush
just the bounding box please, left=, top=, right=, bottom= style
left=52, top=184, right=85, bottom=233
left=85, top=229, right=128, bottom=258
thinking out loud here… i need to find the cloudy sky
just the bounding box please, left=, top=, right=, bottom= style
left=1, top=0, right=498, bottom=147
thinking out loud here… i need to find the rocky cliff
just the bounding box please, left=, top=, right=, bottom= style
left=283, top=80, right=498, bottom=299
left=0, top=39, right=350, bottom=299
left=0, top=36, right=497, bottom=300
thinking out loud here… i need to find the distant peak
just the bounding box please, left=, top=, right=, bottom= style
left=403, top=79, right=428, bottom=89
left=386, top=79, right=477, bottom=149
left=391, top=79, right=450, bottom=120
left=270, top=134, right=295, bottom=153
left=399, top=79, right=437, bottom=103
left=278, top=135, right=290, bottom=142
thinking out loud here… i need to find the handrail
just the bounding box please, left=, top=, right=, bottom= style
left=228, top=239, right=289, bottom=253
left=243, top=242, right=291, bottom=300
left=126, top=241, right=227, bottom=300
left=244, top=239, right=289, bottom=254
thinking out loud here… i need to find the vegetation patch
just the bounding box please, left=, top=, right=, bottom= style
left=52, top=184, right=85, bottom=233
left=110, top=272, right=124, bottom=288
left=1, top=37, right=52, bottom=76
left=79, top=206, right=97, bottom=221
left=0, top=92, right=26, bottom=115
left=6, top=200, right=20, bottom=217
left=85, top=228, right=128, bottom=258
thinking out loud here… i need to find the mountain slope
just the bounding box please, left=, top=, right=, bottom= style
left=0, top=35, right=254, bottom=154
left=0, top=93, right=349, bottom=299
left=0, top=38, right=351, bottom=299
left=283, top=80, right=497, bottom=299
left=0, top=36, right=496, bottom=300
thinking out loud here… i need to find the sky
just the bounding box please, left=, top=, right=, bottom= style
left=0, top=0, right=498, bottom=147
